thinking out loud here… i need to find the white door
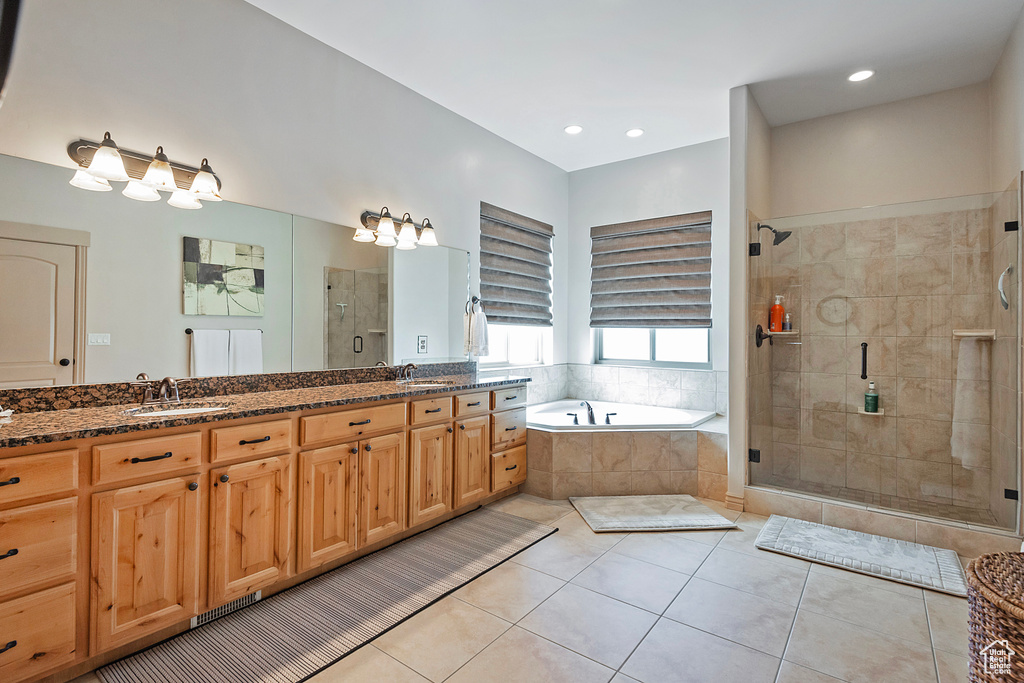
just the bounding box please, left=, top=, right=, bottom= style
left=0, top=238, right=77, bottom=387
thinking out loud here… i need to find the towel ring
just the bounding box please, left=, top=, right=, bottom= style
left=465, top=295, right=482, bottom=314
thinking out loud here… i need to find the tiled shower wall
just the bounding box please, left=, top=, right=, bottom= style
left=750, top=194, right=1020, bottom=528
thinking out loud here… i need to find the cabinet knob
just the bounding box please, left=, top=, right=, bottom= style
left=219, top=474, right=229, bottom=483
left=350, top=447, right=358, bottom=454
left=188, top=482, right=199, bottom=491
left=460, top=424, right=466, bottom=430
left=364, top=444, right=372, bottom=451
left=447, top=427, right=453, bottom=433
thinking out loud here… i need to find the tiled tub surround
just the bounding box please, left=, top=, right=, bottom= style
left=750, top=190, right=1021, bottom=530
left=523, top=420, right=729, bottom=501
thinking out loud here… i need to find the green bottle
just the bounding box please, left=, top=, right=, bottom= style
left=864, top=381, right=879, bottom=413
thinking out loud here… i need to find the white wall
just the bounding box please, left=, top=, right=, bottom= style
left=0, top=0, right=569, bottom=362
left=0, top=154, right=293, bottom=382
left=991, top=6, right=1024, bottom=190
left=770, top=83, right=992, bottom=217
left=565, top=138, right=730, bottom=370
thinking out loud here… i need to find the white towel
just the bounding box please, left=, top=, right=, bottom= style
left=469, top=309, right=489, bottom=358
left=190, top=330, right=230, bottom=377
left=229, top=329, right=264, bottom=375
left=463, top=310, right=472, bottom=355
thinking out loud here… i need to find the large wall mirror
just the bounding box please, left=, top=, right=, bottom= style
left=0, top=152, right=469, bottom=388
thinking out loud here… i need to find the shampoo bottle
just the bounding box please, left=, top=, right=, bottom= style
left=783, top=313, right=792, bottom=331
left=864, top=381, right=879, bottom=413
left=769, top=295, right=785, bottom=332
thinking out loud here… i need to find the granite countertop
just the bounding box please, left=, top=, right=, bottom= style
left=0, top=374, right=529, bottom=448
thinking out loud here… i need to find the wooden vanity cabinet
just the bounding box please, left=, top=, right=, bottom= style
left=209, top=455, right=293, bottom=606
left=454, top=416, right=490, bottom=508
left=358, top=432, right=407, bottom=547
left=298, top=443, right=359, bottom=572
left=91, top=475, right=201, bottom=653
left=408, top=423, right=453, bottom=527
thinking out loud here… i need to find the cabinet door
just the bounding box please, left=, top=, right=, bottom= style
left=454, top=416, right=490, bottom=508
left=358, top=432, right=407, bottom=547
left=408, top=423, right=453, bottom=527
left=298, top=443, right=358, bottom=572
left=92, top=476, right=200, bottom=653
left=210, top=455, right=293, bottom=606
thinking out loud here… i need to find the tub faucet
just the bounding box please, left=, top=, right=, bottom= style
left=580, top=401, right=596, bottom=425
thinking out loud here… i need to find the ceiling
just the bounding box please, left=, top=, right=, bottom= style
left=244, top=0, right=1024, bottom=172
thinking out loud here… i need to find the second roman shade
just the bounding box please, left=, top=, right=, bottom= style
left=479, top=201, right=554, bottom=326
left=590, top=210, right=712, bottom=328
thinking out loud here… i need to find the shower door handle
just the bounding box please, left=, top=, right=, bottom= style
left=999, top=265, right=1013, bottom=310
left=861, top=342, right=868, bottom=380
left=353, top=335, right=363, bottom=354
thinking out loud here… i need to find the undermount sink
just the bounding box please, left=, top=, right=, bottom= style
left=123, top=402, right=230, bottom=417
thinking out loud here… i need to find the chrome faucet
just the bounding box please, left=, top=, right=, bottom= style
left=580, top=401, right=596, bottom=425
left=397, top=363, right=418, bottom=381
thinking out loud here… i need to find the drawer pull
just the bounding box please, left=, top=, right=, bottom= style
left=130, top=452, right=173, bottom=464
left=0, top=640, right=15, bottom=655
left=0, top=548, right=18, bottom=559
left=239, top=435, right=271, bottom=445
left=0, top=476, right=20, bottom=487
left=504, top=395, right=518, bottom=400
left=349, top=419, right=372, bottom=426
left=188, top=482, right=199, bottom=491
left=505, top=426, right=517, bottom=432
left=505, top=464, right=518, bottom=471
left=467, top=401, right=481, bottom=407
left=425, top=408, right=443, bottom=414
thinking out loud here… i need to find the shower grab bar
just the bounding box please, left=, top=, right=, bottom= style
left=860, top=342, right=868, bottom=380
left=999, top=265, right=1013, bottom=310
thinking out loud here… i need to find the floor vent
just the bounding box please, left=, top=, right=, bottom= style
left=190, top=591, right=261, bottom=628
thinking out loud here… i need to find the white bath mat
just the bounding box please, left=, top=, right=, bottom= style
left=755, top=515, right=967, bottom=596
left=569, top=494, right=738, bottom=532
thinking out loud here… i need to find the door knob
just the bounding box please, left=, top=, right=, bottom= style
left=59, top=358, right=71, bottom=367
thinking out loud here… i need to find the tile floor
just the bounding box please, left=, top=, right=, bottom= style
left=75, top=493, right=970, bottom=683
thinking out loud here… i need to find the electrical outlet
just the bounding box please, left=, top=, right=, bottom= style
left=417, top=335, right=428, bottom=354
left=88, top=333, right=111, bottom=346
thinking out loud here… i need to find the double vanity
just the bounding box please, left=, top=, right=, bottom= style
left=0, top=370, right=528, bottom=683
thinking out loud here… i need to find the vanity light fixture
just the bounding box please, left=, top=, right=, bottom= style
left=66, top=134, right=223, bottom=210
left=848, top=69, right=874, bottom=82
left=625, top=128, right=644, bottom=138
left=359, top=208, right=439, bottom=248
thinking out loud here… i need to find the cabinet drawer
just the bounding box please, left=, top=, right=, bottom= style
left=211, top=419, right=293, bottom=463
left=492, top=445, right=527, bottom=491
left=491, top=408, right=527, bottom=450
left=0, top=498, right=76, bottom=597
left=301, top=403, right=407, bottom=446
left=0, top=583, right=76, bottom=683
left=0, top=450, right=78, bottom=506
left=410, top=397, right=453, bottom=425
left=455, top=392, right=489, bottom=417
left=492, top=386, right=526, bottom=410
left=93, top=432, right=202, bottom=486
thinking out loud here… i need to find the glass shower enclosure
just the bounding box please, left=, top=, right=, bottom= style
left=748, top=183, right=1022, bottom=530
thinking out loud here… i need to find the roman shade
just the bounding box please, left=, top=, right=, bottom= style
left=479, top=201, right=554, bottom=326
left=590, top=210, right=712, bottom=328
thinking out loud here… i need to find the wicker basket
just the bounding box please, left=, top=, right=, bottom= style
left=968, top=553, right=1024, bottom=682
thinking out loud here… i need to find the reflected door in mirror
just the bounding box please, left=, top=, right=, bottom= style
left=0, top=238, right=77, bottom=387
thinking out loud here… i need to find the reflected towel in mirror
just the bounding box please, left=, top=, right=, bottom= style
left=229, top=329, right=264, bottom=375
left=190, top=329, right=230, bottom=377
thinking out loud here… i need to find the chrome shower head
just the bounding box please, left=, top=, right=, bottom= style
left=757, top=223, right=792, bottom=246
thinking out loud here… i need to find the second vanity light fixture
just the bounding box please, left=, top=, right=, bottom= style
left=66, top=133, right=222, bottom=209
left=357, top=207, right=439, bottom=249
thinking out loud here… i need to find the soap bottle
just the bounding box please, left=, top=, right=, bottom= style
left=769, top=295, right=785, bottom=332
left=783, top=312, right=792, bottom=331
left=864, top=381, right=879, bottom=413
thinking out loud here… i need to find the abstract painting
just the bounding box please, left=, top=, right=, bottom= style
left=183, top=236, right=265, bottom=316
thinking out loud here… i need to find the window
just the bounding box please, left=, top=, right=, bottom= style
left=479, top=324, right=550, bottom=367
left=597, top=327, right=710, bottom=367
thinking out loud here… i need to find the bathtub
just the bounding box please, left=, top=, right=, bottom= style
left=527, top=399, right=716, bottom=431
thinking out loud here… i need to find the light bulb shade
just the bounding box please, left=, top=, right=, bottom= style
left=189, top=159, right=222, bottom=201
left=123, top=179, right=161, bottom=201
left=418, top=222, right=438, bottom=246
left=69, top=167, right=112, bottom=192
left=88, top=132, right=130, bottom=182
left=168, top=189, right=202, bottom=210
left=397, top=220, right=418, bottom=245
left=141, top=147, right=178, bottom=192
left=353, top=227, right=376, bottom=242
left=374, top=232, right=397, bottom=247
left=376, top=208, right=397, bottom=238
left=395, top=239, right=417, bottom=250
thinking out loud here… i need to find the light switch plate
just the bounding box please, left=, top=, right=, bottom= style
left=88, top=333, right=111, bottom=346
left=417, top=335, right=428, bottom=353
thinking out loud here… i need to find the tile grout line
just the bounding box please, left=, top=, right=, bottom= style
left=775, top=563, right=814, bottom=683
left=923, top=597, right=943, bottom=683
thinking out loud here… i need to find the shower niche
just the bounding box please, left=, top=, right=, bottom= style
left=748, top=183, right=1022, bottom=530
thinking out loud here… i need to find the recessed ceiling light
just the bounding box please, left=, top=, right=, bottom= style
left=848, top=70, right=874, bottom=82
left=564, top=125, right=583, bottom=135
left=625, top=128, right=644, bottom=138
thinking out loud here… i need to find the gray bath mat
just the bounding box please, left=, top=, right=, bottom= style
left=755, top=515, right=967, bottom=596
left=97, top=507, right=556, bottom=683
left=569, top=494, right=739, bottom=532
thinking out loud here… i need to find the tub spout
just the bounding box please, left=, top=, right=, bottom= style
left=580, top=401, right=596, bottom=424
